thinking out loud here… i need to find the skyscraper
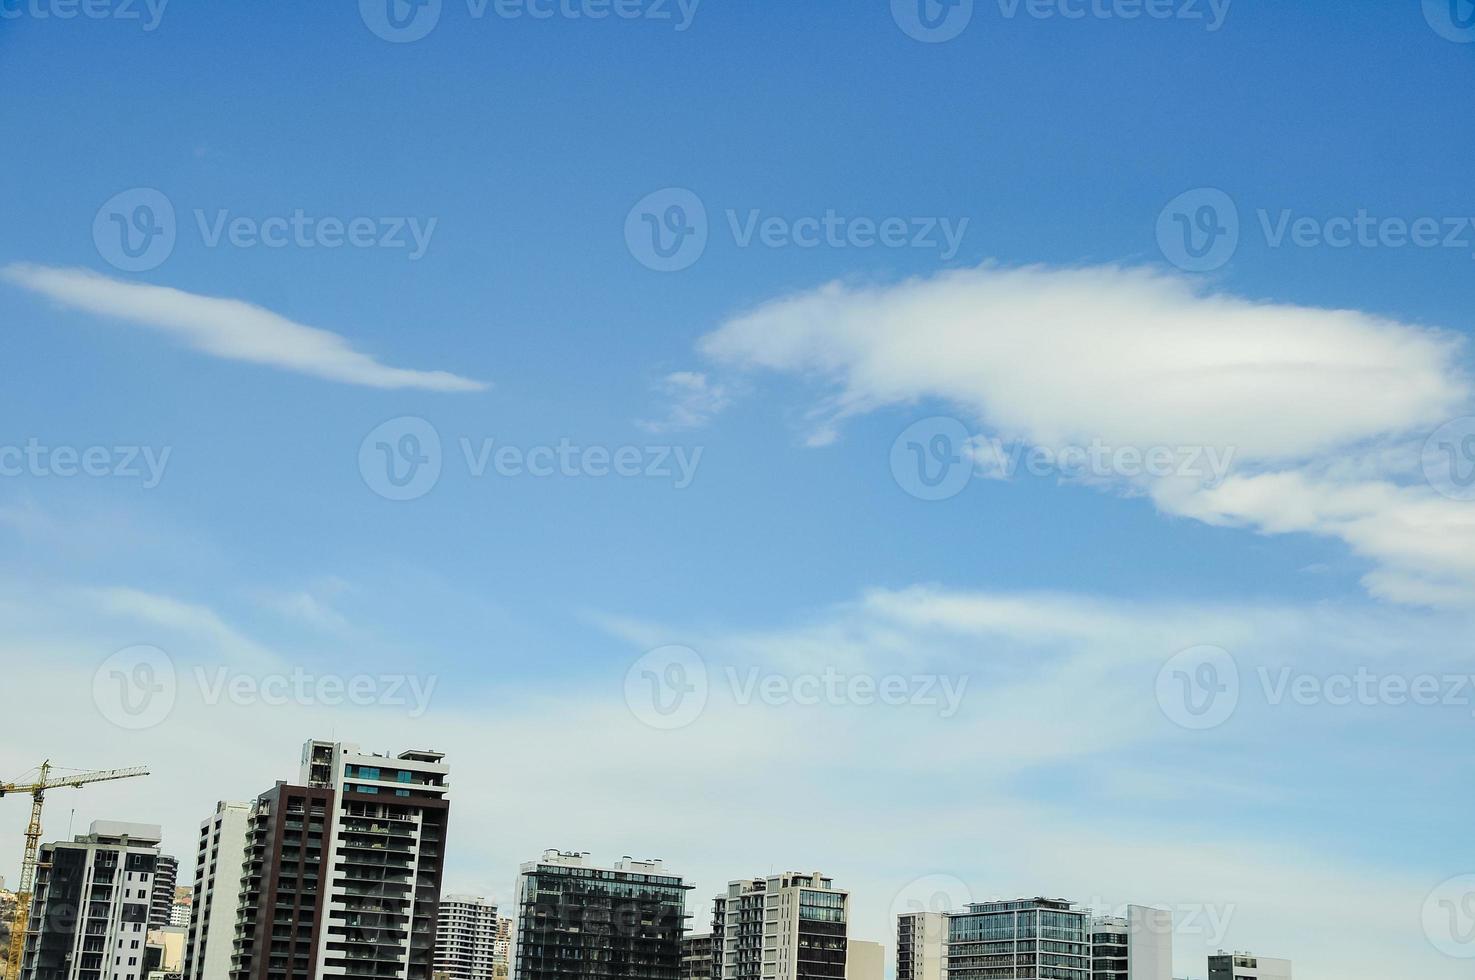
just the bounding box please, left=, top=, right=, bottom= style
left=944, top=899, right=1091, bottom=980
left=436, top=895, right=499, bottom=980
left=299, top=740, right=451, bottom=978
left=713, top=873, right=848, bottom=980
left=512, top=851, right=689, bottom=980
left=182, top=740, right=450, bottom=980
left=229, top=780, right=335, bottom=980
left=18, top=821, right=162, bottom=980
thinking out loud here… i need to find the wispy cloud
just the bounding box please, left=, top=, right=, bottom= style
left=640, top=371, right=731, bottom=432
left=700, top=263, right=1475, bottom=605
left=2, top=263, right=486, bottom=392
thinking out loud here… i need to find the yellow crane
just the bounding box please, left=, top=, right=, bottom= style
left=0, top=761, right=149, bottom=979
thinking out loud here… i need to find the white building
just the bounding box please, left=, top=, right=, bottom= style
left=895, top=911, right=945, bottom=980
left=18, top=821, right=163, bottom=980
left=436, top=894, right=500, bottom=980
left=1208, top=951, right=1291, bottom=980
left=715, top=872, right=849, bottom=980
left=181, top=800, right=250, bottom=980
left=1089, top=906, right=1172, bottom=980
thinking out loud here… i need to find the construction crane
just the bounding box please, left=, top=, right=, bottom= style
left=0, top=761, right=149, bottom=979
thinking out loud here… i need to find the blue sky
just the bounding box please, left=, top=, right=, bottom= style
left=1, top=3, right=1474, bottom=979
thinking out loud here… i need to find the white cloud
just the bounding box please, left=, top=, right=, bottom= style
left=2, top=263, right=486, bottom=392
left=640, top=371, right=731, bottom=432
left=698, top=263, right=1475, bottom=605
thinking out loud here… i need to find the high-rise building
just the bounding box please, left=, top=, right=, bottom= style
left=229, top=781, right=335, bottom=980
left=512, top=851, right=689, bottom=980
left=436, top=895, right=499, bottom=980
left=895, top=912, right=944, bottom=980
left=149, top=857, right=178, bottom=932
left=297, top=740, right=451, bottom=979
left=493, top=917, right=513, bottom=980
left=944, top=898, right=1091, bottom=980
left=1208, top=951, right=1291, bottom=980
left=169, top=903, right=192, bottom=929
left=680, top=933, right=714, bottom=980
left=713, top=873, right=848, bottom=980
left=17, top=821, right=163, bottom=980
left=1089, top=908, right=1171, bottom=980
left=182, top=801, right=251, bottom=980
left=183, top=740, right=450, bottom=980
left=844, top=941, right=881, bottom=980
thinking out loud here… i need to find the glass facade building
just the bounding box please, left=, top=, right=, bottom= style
left=512, top=852, right=690, bottom=980
left=944, top=899, right=1090, bottom=980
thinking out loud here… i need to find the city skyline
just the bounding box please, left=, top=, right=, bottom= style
left=2, top=791, right=1290, bottom=980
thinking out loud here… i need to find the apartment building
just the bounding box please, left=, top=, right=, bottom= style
left=1089, top=907, right=1171, bottom=980
left=944, top=898, right=1091, bottom=980
left=182, top=740, right=450, bottom=980
left=493, top=917, right=513, bottom=980
left=713, top=873, right=848, bottom=980
left=895, top=912, right=944, bottom=980
left=17, top=821, right=162, bottom=980
left=182, top=801, right=251, bottom=980
left=147, top=857, right=177, bottom=932
left=680, top=933, right=715, bottom=980
left=435, top=895, right=499, bottom=980
left=299, top=740, right=451, bottom=979
left=229, top=781, right=335, bottom=980
left=1207, top=951, right=1291, bottom=980
left=512, top=851, right=689, bottom=980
